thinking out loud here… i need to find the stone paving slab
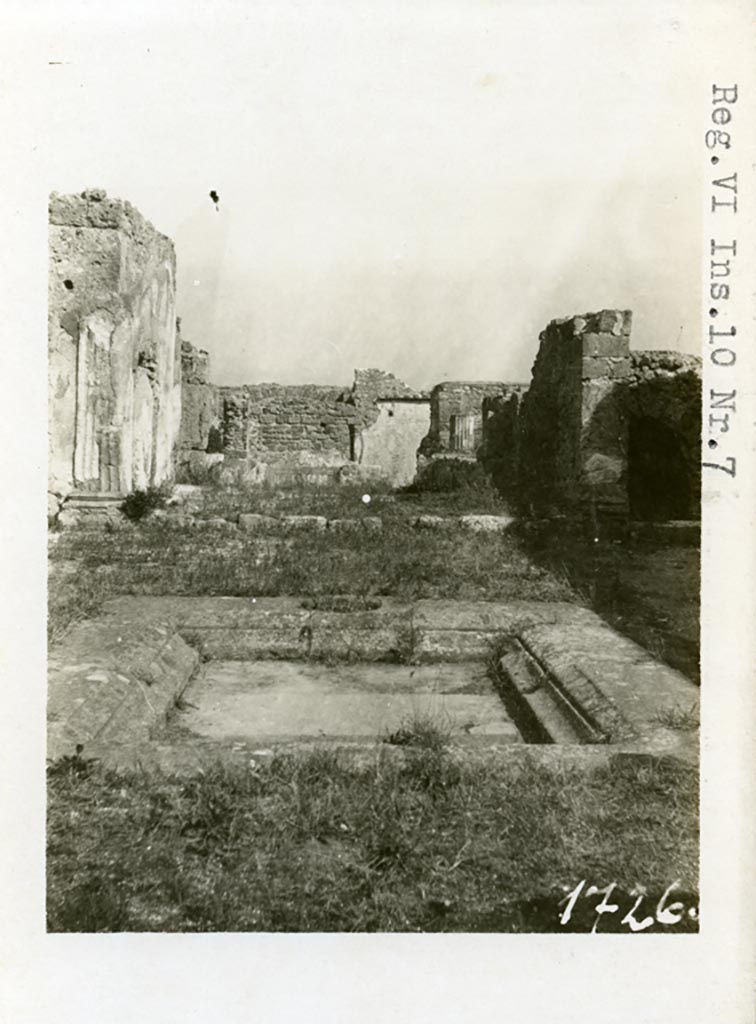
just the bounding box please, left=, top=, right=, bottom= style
left=102, top=595, right=412, bottom=629
left=101, top=596, right=611, bottom=665
left=174, top=660, right=520, bottom=746
left=412, top=600, right=599, bottom=632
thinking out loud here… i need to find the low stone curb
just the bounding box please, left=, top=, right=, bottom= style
left=48, top=618, right=200, bottom=763
left=54, top=505, right=517, bottom=534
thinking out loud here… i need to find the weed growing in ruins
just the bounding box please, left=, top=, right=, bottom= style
left=651, top=702, right=700, bottom=732
left=121, top=485, right=171, bottom=521
left=383, top=709, right=452, bottom=751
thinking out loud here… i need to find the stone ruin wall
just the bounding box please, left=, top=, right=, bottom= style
left=516, top=310, right=633, bottom=518
left=48, top=190, right=701, bottom=521
left=173, top=308, right=702, bottom=517
left=48, top=189, right=180, bottom=511
left=176, top=331, right=222, bottom=483
left=513, top=310, right=702, bottom=522
left=176, top=368, right=431, bottom=488
left=420, top=381, right=525, bottom=462
left=221, top=382, right=355, bottom=481
left=350, top=371, right=431, bottom=488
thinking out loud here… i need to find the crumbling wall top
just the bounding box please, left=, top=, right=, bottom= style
left=630, top=350, right=702, bottom=375
left=544, top=309, right=633, bottom=339
left=352, top=369, right=428, bottom=402
left=181, top=340, right=211, bottom=385
left=49, top=189, right=175, bottom=262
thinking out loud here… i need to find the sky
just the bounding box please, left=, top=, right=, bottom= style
left=34, top=0, right=717, bottom=388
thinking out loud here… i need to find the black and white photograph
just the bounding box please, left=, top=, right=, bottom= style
left=2, top=0, right=755, bottom=1018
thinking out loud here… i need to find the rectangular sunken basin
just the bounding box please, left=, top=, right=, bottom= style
left=176, top=661, right=521, bottom=746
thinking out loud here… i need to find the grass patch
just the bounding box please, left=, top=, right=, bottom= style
left=176, top=477, right=510, bottom=520
left=47, top=750, right=699, bottom=933
left=48, top=558, right=116, bottom=645
left=403, top=458, right=499, bottom=502
left=384, top=709, right=454, bottom=751
left=48, top=517, right=577, bottom=641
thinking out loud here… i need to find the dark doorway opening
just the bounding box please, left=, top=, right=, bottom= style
left=628, top=416, right=693, bottom=521
left=348, top=424, right=358, bottom=463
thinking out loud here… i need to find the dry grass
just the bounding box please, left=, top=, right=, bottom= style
left=48, top=511, right=577, bottom=642
left=47, top=748, right=699, bottom=933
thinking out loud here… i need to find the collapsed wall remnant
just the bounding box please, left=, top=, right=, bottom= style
left=177, top=329, right=223, bottom=483
left=48, top=189, right=180, bottom=514
left=206, top=369, right=430, bottom=488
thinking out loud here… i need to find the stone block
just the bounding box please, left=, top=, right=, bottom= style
left=580, top=379, right=615, bottom=424
left=48, top=618, right=199, bottom=763
left=581, top=333, right=630, bottom=359
left=597, top=310, right=625, bottom=336
left=581, top=357, right=613, bottom=380
left=280, top=515, right=328, bottom=531
left=48, top=492, right=61, bottom=526
left=413, top=515, right=456, bottom=530
left=581, top=452, right=625, bottom=486
left=183, top=450, right=225, bottom=485
left=327, top=516, right=384, bottom=532
left=194, top=516, right=237, bottom=531
left=459, top=514, right=515, bottom=533
left=327, top=518, right=362, bottom=532
left=239, top=513, right=277, bottom=531
left=609, top=358, right=631, bottom=379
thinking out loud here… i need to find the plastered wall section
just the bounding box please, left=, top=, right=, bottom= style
left=48, top=190, right=180, bottom=498
left=358, top=400, right=431, bottom=487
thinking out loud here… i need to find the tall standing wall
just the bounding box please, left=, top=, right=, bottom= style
left=517, top=310, right=633, bottom=517
left=515, top=309, right=701, bottom=523
left=48, top=189, right=180, bottom=507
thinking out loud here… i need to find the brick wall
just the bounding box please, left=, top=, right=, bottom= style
left=211, top=370, right=430, bottom=486
left=420, top=381, right=522, bottom=459
left=225, top=383, right=354, bottom=463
